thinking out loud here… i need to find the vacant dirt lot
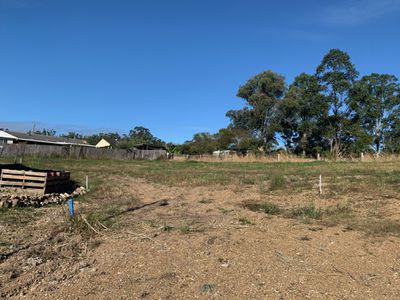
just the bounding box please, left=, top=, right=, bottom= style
left=1, top=158, right=400, bottom=299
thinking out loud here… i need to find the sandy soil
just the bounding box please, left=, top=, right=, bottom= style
left=2, top=178, right=400, bottom=299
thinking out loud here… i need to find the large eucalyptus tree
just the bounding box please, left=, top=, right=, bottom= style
left=349, top=73, right=400, bottom=153
left=316, top=49, right=359, bottom=157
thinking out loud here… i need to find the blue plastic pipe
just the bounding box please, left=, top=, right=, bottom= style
left=68, top=198, right=74, bottom=217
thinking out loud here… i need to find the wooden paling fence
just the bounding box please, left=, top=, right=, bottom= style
left=0, top=144, right=167, bottom=161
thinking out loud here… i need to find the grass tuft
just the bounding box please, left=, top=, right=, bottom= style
left=362, top=219, right=400, bottom=236
left=286, top=204, right=321, bottom=220
left=269, top=174, right=285, bottom=191
left=199, top=199, right=213, bottom=204
left=244, top=202, right=281, bottom=215
left=238, top=217, right=253, bottom=225
left=178, top=224, right=191, bottom=234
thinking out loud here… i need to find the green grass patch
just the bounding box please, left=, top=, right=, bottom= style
left=238, top=217, right=253, bottom=225
left=361, top=219, right=400, bottom=236
left=269, top=174, right=285, bottom=191
left=199, top=199, right=213, bottom=204
left=286, top=204, right=322, bottom=220
left=68, top=206, right=120, bottom=237
left=244, top=201, right=281, bottom=215
left=178, top=224, right=191, bottom=234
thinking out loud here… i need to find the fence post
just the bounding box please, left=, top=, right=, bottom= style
left=319, top=174, right=322, bottom=195
left=85, top=175, right=89, bottom=191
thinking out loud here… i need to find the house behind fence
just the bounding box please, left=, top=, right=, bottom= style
left=0, top=143, right=167, bottom=160
left=0, top=130, right=93, bottom=147
left=0, top=130, right=167, bottom=160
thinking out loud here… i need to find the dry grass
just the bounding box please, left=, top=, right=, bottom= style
left=2, top=156, right=400, bottom=298
left=174, top=153, right=316, bottom=163
left=174, top=152, right=400, bottom=163
left=175, top=153, right=400, bottom=163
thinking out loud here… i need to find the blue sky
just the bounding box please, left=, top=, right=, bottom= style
left=0, top=0, right=399, bottom=143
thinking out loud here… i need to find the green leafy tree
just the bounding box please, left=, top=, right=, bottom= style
left=214, top=126, right=262, bottom=153
left=385, top=111, right=400, bottom=153
left=230, top=128, right=263, bottom=153
left=228, top=70, right=285, bottom=151
left=179, top=132, right=216, bottom=155
left=316, top=49, right=359, bottom=157
left=214, top=127, right=236, bottom=150
left=349, top=73, right=400, bottom=153
left=226, top=108, right=254, bottom=132
left=62, top=132, right=84, bottom=140
left=276, top=93, right=299, bottom=152
left=165, top=142, right=180, bottom=153
left=33, top=128, right=56, bottom=136
left=278, top=73, right=328, bottom=154
left=190, top=132, right=216, bottom=154
left=128, top=126, right=164, bottom=146
left=85, top=132, right=122, bottom=147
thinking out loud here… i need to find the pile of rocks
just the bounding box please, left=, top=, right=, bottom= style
left=0, top=186, right=87, bottom=208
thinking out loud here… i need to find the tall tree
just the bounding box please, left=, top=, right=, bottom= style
left=33, top=128, right=56, bottom=136
left=278, top=73, right=328, bottom=154
left=62, top=132, right=84, bottom=140
left=228, top=70, right=285, bottom=151
left=316, top=49, right=358, bottom=157
left=214, top=127, right=236, bottom=150
left=214, top=126, right=262, bottom=152
left=128, top=126, right=163, bottom=146
left=183, top=132, right=216, bottom=154
left=349, top=73, right=400, bottom=153
left=277, top=90, right=299, bottom=152
left=85, top=132, right=122, bottom=147
left=385, top=112, right=400, bottom=153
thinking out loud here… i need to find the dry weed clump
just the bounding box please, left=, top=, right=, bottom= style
left=245, top=200, right=400, bottom=237
left=245, top=201, right=321, bottom=220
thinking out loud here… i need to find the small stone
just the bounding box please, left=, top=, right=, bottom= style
left=27, top=257, right=43, bottom=267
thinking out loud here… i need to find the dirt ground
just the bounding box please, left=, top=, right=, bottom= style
left=2, top=172, right=400, bottom=300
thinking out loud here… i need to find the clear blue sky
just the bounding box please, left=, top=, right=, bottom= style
left=0, top=0, right=399, bottom=143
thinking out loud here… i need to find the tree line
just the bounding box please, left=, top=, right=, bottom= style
left=182, top=49, right=400, bottom=157
left=17, top=49, right=400, bottom=158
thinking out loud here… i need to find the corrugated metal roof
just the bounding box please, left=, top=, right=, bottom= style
left=0, top=131, right=17, bottom=140
left=0, top=130, right=94, bottom=147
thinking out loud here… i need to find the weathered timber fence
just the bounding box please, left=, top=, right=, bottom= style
left=0, top=144, right=167, bottom=160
